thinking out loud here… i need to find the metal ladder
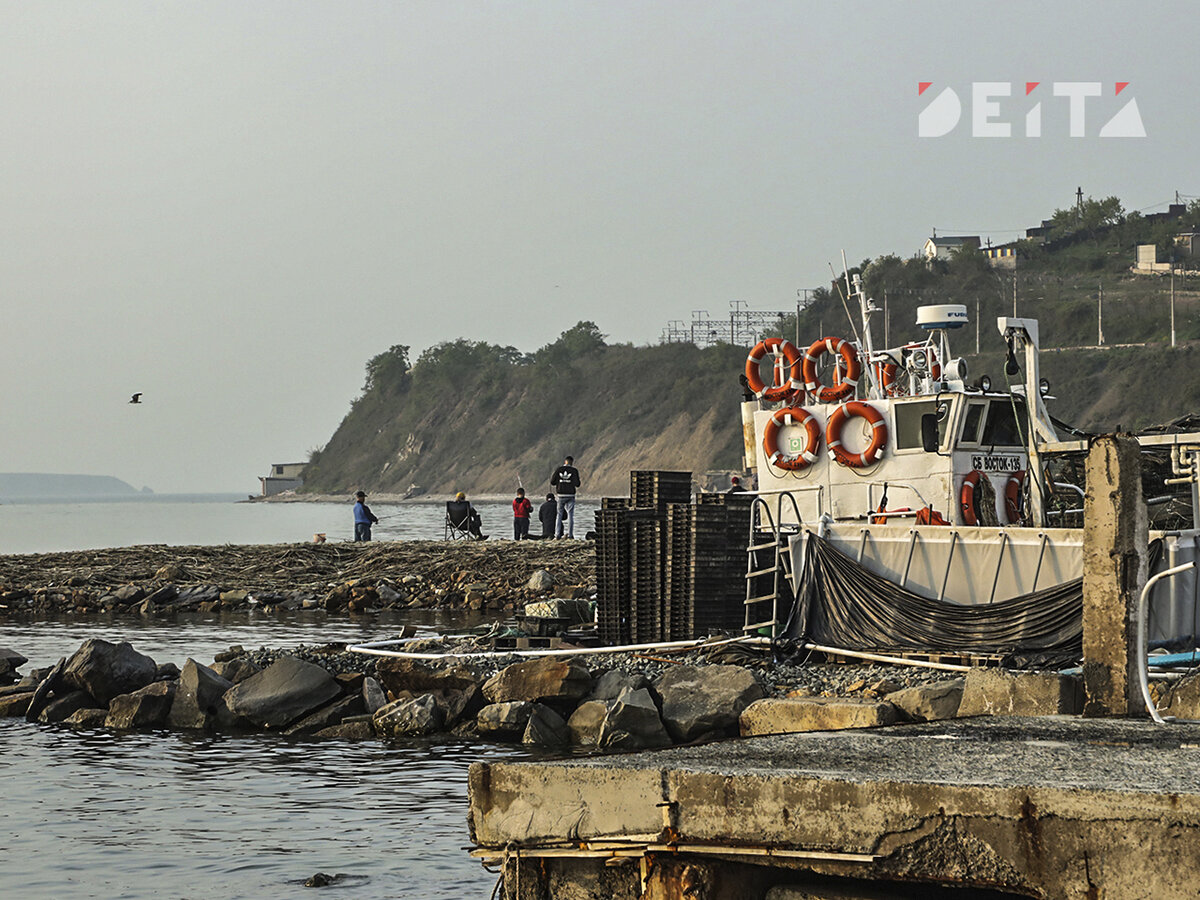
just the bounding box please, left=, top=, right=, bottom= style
left=743, top=492, right=802, bottom=638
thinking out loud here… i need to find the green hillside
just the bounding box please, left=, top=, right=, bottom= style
left=301, top=324, right=748, bottom=497
left=301, top=197, right=1200, bottom=497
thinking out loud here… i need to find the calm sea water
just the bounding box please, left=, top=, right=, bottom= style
left=0, top=497, right=599, bottom=899
left=0, top=495, right=599, bottom=554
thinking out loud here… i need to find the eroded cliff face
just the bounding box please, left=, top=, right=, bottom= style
left=301, top=341, right=749, bottom=498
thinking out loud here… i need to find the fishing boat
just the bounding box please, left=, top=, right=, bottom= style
left=741, top=271, right=1200, bottom=660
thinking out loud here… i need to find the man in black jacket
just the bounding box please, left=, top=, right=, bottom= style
left=550, top=455, right=581, bottom=538
left=537, top=493, right=558, bottom=540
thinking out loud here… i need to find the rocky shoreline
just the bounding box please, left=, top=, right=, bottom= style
left=0, top=541, right=595, bottom=617
left=0, top=635, right=969, bottom=749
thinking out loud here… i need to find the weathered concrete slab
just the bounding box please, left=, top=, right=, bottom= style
left=739, top=697, right=897, bottom=735
left=956, top=668, right=1082, bottom=717
left=469, top=717, right=1200, bottom=899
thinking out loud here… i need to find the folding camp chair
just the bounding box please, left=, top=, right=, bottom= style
left=445, top=500, right=476, bottom=540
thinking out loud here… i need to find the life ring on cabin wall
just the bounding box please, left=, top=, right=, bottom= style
left=744, top=338, right=803, bottom=402
left=762, top=406, right=822, bottom=471
left=826, top=401, right=887, bottom=468
left=1004, top=471, right=1026, bottom=525
left=960, top=469, right=985, bottom=525
left=802, top=336, right=861, bottom=403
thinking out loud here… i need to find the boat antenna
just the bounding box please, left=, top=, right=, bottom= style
left=827, top=260, right=862, bottom=346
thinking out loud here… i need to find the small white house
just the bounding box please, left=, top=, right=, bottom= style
left=922, top=235, right=981, bottom=261
left=259, top=462, right=306, bottom=497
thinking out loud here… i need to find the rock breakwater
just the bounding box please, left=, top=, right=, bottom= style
left=1, top=635, right=967, bottom=749
left=0, top=541, right=595, bottom=617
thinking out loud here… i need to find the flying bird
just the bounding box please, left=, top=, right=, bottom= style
left=129, top=393, right=142, bottom=404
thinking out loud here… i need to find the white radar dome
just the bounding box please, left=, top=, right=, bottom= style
left=916, top=304, right=969, bottom=330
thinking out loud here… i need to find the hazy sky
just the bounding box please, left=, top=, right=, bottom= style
left=2, top=2, right=1194, bottom=492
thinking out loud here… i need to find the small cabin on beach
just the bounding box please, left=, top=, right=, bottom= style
left=259, top=462, right=306, bottom=497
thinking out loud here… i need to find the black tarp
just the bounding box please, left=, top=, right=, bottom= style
left=784, top=533, right=1083, bottom=661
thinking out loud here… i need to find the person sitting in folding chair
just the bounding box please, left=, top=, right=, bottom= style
left=445, top=491, right=487, bottom=540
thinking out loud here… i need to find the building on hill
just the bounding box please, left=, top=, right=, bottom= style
left=922, top=235, right=980, bottom=261
left=259, top=462, right=306, bottom=497
left=983, top=244, right=1017, bottom=269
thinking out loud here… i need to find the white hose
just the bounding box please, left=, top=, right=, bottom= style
left=1137, top=562, right=1194, bottom=724
left=347, top=634, right=767, bottom=660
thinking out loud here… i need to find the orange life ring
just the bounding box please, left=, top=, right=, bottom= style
left=960, top=470, right=985, bottom=525
left=762, top=406, right=821, bottom=471
left=826, top=401, right=887, bottom=468
left=1004, top=471, right=1026, bottom=525
left=745, top=338, right=803, bottom=402
left=802, top=336, right=861, bottom=403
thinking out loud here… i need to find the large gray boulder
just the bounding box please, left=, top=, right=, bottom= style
left=106, top=681, right=177, bottom=729
left=886, top=679, right=965, bottom=722
left=598, top=688, right=672, bottom=751
left=373, top=695, right=444, bottom=737
left=63, top=639, right=158, bottom=706
left=287, top=695, right=367, bottom=736
left=587, top=670, right=648, bottom=702
left=37, top=690, right=96, bottom=724
left=374, top=658, right=483, bottom=726
left=221, top=656, right=341, bottom=729
left=522, top=704, right=570, bottom=748
left=476, top=701, right=535, bottom=738
left=168, top=659, right=234, bottom=730
left=211, top=657, right=261, bottom=684
left=567, top=699, right=611, bottom=747
left=0, top=647, right=27, bottom=683
left=482, top=657, right=591, bottom=706
left=362, top=677, right=387, bottom=715
left=654, top=665, right=764, bottom=742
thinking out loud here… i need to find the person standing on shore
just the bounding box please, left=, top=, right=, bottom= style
left=550, top=455, right=581, bottom=538
left=538, top=493, right=558, bottom=540
left=512, top=487, right=532, bottom=540
left=352, top=491, right=379, bottom=542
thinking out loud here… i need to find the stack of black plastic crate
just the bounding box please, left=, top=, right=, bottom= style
left=596, top=471, right=750, bottom=645
left=595, top=498, right=631, bottom=645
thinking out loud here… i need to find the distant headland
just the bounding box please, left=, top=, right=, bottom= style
left=0, top=473, right=150, bottom=502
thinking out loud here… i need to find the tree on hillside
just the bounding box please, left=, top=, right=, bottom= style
left=362, top=344, right=410, bottom=395
left=1047, top=196, right=1124, bottom=241
left=535, top=321, right=607, bottom=368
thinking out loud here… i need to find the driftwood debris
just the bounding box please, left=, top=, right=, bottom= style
left=0, top=541, right=595, bottom=616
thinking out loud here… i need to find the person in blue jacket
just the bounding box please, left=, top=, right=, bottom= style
left=353, top=491, right=379, bottom=541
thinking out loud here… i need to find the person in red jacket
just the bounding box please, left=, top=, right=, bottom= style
left=512, top=487, right=533, bottom=540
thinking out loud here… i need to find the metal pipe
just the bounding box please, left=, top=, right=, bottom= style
left=937, top=531, right=959, bottom=603
left=1031, top=532, right=1049, bottom=593
left=988, top=533, right=1009, bottom=604
left=901, top=530, right=919, bottom=590
left=1137, top=561, right=1195, bottom=725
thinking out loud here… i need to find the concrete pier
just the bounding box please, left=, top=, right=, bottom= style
left=469, top=717, right=1200, bottom=898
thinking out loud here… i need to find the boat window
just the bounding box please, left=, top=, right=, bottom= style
left=893, top=399, right=949, bottom=451
left=981, top=398, right=1027, bottom=448
left=960, top=402, right=986, bottom=445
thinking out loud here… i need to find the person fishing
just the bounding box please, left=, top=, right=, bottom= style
left=512, top=487, right=532, bottom=540
left=550, top=455, right=581, bottom=538
left=538, top=493, right=557, bottom=540
left=352, top=491, right=379, bottom=542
